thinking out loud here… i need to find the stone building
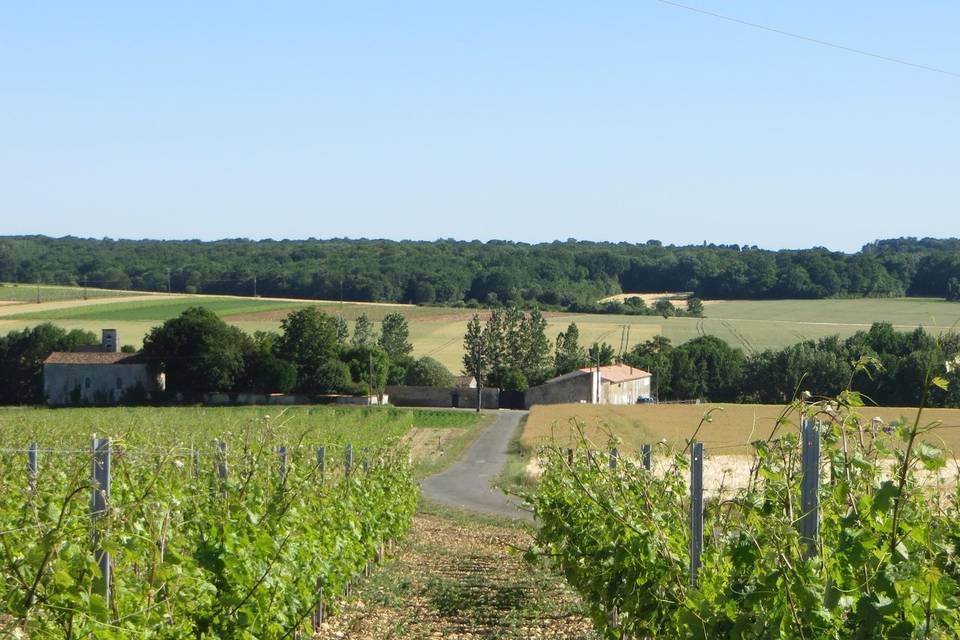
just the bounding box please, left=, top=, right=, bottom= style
left=524, top=364, right=651, bottom=408
left=43, top=330, right=165, bottom=406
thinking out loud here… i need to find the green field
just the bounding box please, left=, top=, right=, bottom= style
left=1, top=286, right=959, bottom=373
left=7, top=296, right=309, bottom=322
left=0, top=282, right=139, bottom=303
left=0, top=404, right=480, bottom=448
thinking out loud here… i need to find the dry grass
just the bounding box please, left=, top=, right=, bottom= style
left=522, top=403, right=960, bottom=456
left=522, top=403, right=960, bottom=495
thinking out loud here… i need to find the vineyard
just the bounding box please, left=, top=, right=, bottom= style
left=0, top=406, right=476, bottom=638
left=530, top=390, right=960, bottom=638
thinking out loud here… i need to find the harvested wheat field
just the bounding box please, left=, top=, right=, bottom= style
left=319, top=509, right=598, bottom=640
left=522, top=403, right=960, bottom=456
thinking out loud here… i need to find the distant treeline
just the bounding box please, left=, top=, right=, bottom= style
left=2, top=236, right=960, bottom=307
left=623, top=323, right=960, bottom=408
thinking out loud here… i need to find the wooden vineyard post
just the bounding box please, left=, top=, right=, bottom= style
left=312, top=581, right=324, bottom=630
left=566, top=448, right=574, bottom=466
left=27, top=442, right=38, bottom=493
left=799, top=417, right=821, bottom=558
left=91, top=437, right=112, bottom=605
left=345, top=444, right=353, bottom=476
left=642, top=444, right=652, bottom=471
left=602, top=446, right=621, bottom=628
left=278, top=445, right=288, bottom=479
left=317, top=446, right=326, bottom=482
left=215, top=440, right=228, bottom=481
left=690, top=442, right=704, bottom=588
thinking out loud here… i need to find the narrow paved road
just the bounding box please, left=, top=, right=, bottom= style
left=421, top=410, right=533, bottom=522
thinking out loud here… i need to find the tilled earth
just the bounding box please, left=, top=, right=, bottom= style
left=318, top=512, right=599, bottom=639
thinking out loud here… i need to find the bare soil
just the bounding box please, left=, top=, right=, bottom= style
left=318, top=512, right=598, bottom=639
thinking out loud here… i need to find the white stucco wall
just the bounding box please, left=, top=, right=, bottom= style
left=601, top=377, right=652, bottom=404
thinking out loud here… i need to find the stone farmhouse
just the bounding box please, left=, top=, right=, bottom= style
left=524, top=364, right=651, bottom=408
left=43, top=329, right=165, bottom=406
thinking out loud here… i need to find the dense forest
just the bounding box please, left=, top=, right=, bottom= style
left=1, top=236, right=959, bottom=307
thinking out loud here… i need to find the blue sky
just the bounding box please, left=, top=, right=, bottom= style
left=1, top=2, right=958, bottom=251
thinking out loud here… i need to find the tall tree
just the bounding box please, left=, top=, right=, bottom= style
left=623, top=336, right=674, bottom=399
left=351, top=313, right=376, bottom=347
left=483, top=309, right=507, bottom=387
left=379, top=312, right=412, bottom=359
left=276, top=307, right=348, bottom=393
left=520, top=308, right=551, bottom=384
left=340, top=345, right=390, bottom=396
left=673, top=335, right=744, bottom=401
left=587, top=342, right=616, bottom=367
left=654, top=299, right=674, bottom=318
left=142, top=307, right=251, bottom=395
left=334, top=316, right=349, bottom=344
left=404, top=356, right=455, bottom=387
left=462, top=315, right=487, bottom=385
left=947, top=277, right=960, bottom=302
left=554, top=323, right=585, bottom=374
left=686, top=297, right=704, bottom=317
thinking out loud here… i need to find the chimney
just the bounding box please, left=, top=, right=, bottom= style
left=101, top=329, right=119, bottom=353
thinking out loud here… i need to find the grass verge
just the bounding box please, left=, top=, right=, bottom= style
left=493, top=413, right=540, bottom=496
left=412, top=411, right=495, bottom=479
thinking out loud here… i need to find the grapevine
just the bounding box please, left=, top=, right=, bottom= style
left=0, top=410, right=420, bottom=639
left=530, top=388, right=960, bottom=638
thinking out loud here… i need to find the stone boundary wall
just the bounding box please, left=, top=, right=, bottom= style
left=524, top=372, right=596, bottom=408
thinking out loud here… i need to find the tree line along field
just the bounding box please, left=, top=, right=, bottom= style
left=4, top=236, right=960, bottom=305
left=2, top=286, right=959, bottom=374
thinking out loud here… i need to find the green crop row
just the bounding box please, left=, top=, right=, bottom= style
left=0, top=410, right=424, bottom=638
left=0, top=405, right=479, bottom=449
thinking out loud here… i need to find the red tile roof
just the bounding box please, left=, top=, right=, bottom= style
left=579, top=364, right=651, bottom=383
left=44, top=352, right=147, bottom=365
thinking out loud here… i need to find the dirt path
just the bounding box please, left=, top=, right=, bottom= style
left=320, top=511, right=597, bottom=639
left=421, top=410, right=532, bottom=522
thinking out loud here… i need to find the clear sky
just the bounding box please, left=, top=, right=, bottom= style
left=2, top=2, right=958, bottom=252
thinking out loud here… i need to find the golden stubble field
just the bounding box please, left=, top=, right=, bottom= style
left=522, top=403, right=960, bottom=494
left=523, top=403, right=960, bottom=453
